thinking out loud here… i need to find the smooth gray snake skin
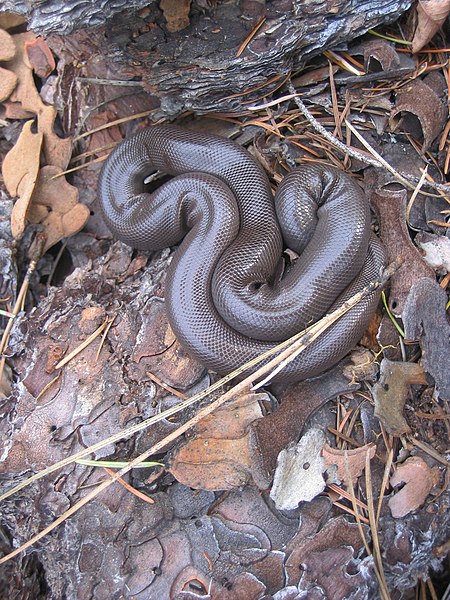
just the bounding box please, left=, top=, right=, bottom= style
left=98, top=124, right=386, bottom=382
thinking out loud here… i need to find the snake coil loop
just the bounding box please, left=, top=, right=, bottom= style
left=98, top=125, right=385, bottom=382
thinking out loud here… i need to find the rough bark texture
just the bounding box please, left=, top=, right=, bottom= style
left=0, top=0, right=155, bottom=34
left=5, top=0, right=413, bottom=115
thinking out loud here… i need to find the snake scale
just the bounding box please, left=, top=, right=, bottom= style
left=98, top=124, right=386, bottom=382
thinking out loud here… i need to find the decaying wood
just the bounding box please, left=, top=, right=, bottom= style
left=4, top=0, right=413, bottom=115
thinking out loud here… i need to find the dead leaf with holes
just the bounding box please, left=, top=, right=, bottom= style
left=388, top=456, right=436, bottom=518
left=372, top=358, right=427, bottom=436
left=168, top=391, right=272, bottom=491
left=285, top=515, right=367, bottom=597
left=411, top=0, right=450, bottom=53
left=2, top=121, right=89, bottom=248
left=322, top=443, right=376, bottom=486
left=1, top=31, right=71, bottom=168
left=1, top=120, right=43, bottom=238
left=270, top=428, right=327, bottom=510
left=27, top=165, right=90, bottom=253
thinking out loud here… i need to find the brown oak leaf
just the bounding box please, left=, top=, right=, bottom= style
left=1, top=119, right=43, bottom=238
left=2, top=31, right=71, bottom=168
left=27, top=165, right=90, bottom=252
left=388, top=456, right=436, bottom=518
left=168, top=391, right=270, bottom=491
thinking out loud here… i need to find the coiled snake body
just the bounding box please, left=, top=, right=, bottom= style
left=98, top=125, right=385, bottom=382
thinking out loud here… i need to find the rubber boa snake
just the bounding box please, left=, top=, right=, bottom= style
left=98, top=124, right=386, bottom=382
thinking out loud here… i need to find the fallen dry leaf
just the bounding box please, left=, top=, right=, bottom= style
left=160, top=0, right=191, bottom=32
left=411, top=0, right=450, bottom=52
left=322, top=443, right=376, bottom=486
left=352, top=38, right=401, bottom=71
left=24, top=36, right=56, bottom=78
left=415, top=232, right=450, bottom=273
left=372, top=358, right=427, bottom=436
left=371, top=187, right=435, bottom=316
left=285, top=515, right=366, bottom=597
left=388, top=456, right=436, bottom=518
left=168, top=391, right=270, bottom=491
left=2, top=31, right=71, bottom=168
left=0, top=28, right=17, bottom=101
left=1, top=119, right=43, bottom=238
left=403, top=278, right=450, bottom=400
left=389, top=74, right=447, bottom=151
left=27, top=165, right=90, bottom=252
left=270, top=428, right=327, bottom=510
left=0, top=27, right=16, bottom=61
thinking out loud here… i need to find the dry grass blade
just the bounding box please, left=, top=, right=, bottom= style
left=406, top=167, right=429, bottom=229
left=328, top=61, right=342, bottom=139
left=376, top=447, right=394, bottom=527
left=331, top=500, right=370, bottom=524
left=248, top=93, right=301, bottom=111
left=327, top=483, right=370, bottom=514
left=103, top=466, right=155, bottom=504
left=328, top=426, right=361, bottom=447
left=365, top=450, right=391, bottom=598
left=35, top=372, right=62, bottom=403
left=323, top=50, right=364, bottom=75
left=408, top=436, right=450, bottom=466
left=73, top=110, right=157, bottom=142
left=95, top=309, right=120, bottom=361
left=236, top=16, right=266, bottom=57
left=344, top=452, right=391, bottom=600
left=54, top=319, right=109, bottom=369
left=146, top=371, right=188, bottom=399
left=51, top=154, right=107, bottom=179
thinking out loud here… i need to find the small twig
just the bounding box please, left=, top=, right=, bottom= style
left=365, top=450, right=391, bottom=597
left=286, top=80, right=382, bottom=167
left=408, top=436, right=450, bottom=467
left=406, top=167, right=429, bottom=229
left=76, top=77, right=144, bottom=87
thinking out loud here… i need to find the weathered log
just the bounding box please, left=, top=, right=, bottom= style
left=0, top=0, right=154, bottom=34
left=4, top=0, right=414, bottom=115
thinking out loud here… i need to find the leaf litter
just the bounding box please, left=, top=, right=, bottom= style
left=0, top=5, right=450, bottom=599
